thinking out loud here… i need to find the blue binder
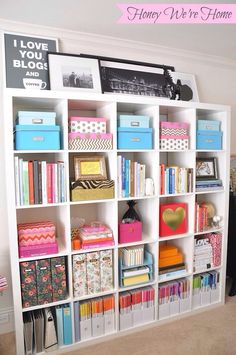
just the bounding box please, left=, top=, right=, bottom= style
left=63, top=305, right=72, bottom=345
left=55, top=306, right=64, bottom=346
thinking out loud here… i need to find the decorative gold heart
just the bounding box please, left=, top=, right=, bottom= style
left=162, top=207, right=186, bottom=230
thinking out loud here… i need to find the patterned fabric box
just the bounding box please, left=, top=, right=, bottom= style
left=35, top=259, right=53, bottom=305
left=100, top=250, right=113, bottom=292
left=51, top=257, right=67, bottom=302
left=87, top=252, right=101, bottom=294
left=73, top=254, right=87, bottom=297
left=71, top=180, right=114, bottom=202
left=20, top=261, right=37, bottom=308
left=69, top=117, right=107, bottom=133
left=68, top=132, right=112, bottom=150
left=160, top=121, right=189, bottom=150
left=18, top=221, right=56, bottom=246
left=160, top=137, right=189, bottom=150
left=208, top=233, right=222, bottom=267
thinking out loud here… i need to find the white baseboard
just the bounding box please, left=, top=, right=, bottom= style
left=0, top=307, right=14, bottom=334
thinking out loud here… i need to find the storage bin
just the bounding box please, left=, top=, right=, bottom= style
left=71, top=187, right=114, bottom=201
left=19, top=242, right=58, bottom=258
left=92, top=315, right=104, bottom=337
left=118, top=115, right=150, bottom=128
left=17, top=111, right=56, bottom=125
left=104, top=312, right=115, bottom=334
left=117, top=127, right=153, bottom=150
left=179, top=297, right=191, bottom=313
left=200, top=289, right=211, bottom=306
left=69, top=116, right=107, bottom=133
left=15, top=124, right=60, bottom=150
left=119, top=312, right=132, bottom=330
left=210, top=286, right=220, bottom=303
left=169, top=300, right=180, bottom=316
left=196, top=130, right=222, bottom=150
left=160, top=136, right=189, bottom=150
left=158, top=303, right=170, bottom=320
left=118, top=221, right=142, bottom=244
left=68, top=132, right=112, bottom=150
left=160, top=121, right=189, bottom=136
left=142, top=306, right=155, bottom=323
left=132, top=308, right=143, bottom=326
left=18, top=221, right=56, bottom=246
left=80, top=319, right=92, bottom=340
left=197, top=120, right=220, bottom=131
left=192, top=292, right=201, bottom=309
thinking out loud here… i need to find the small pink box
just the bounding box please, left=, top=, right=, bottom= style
left=118, top=221, right=142, bottom=244
left=19, top=242, right=58, bottom=258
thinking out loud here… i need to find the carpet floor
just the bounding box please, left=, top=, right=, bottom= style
left=1, top=295, right=236, bottom=355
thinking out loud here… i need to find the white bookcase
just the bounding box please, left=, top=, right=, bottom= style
left=3, top=89, right=230, bottom=355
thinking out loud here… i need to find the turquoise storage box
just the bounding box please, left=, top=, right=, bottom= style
left=118, top=115, right=150, bottom=128
left=17, top=111, right=56, bottom=125
left=117, top=127, right=153, bottom=150
left=196, top=130, right=222, bottom=150
left=197, top=120, right=220, bottom=131
left=15, top=124, right=60, bottom=150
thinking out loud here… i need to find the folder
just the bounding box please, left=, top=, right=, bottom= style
left=63, top=305, right=72, bottom=345
left=74, top=301, right=80, bottom=342
left=55, top=306, right=64, bottom=346
left=33, top=310, right=44, bottom=353
left=23, top=312, right=33, bottom=355
left=43, top=308, right=58, bottom=352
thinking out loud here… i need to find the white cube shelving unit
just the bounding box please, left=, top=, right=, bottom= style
left=3, top=89, right=230, bottom=355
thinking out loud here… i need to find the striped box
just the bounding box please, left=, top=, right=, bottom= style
left=18, top=221, right=56, bottom=246
left=68, top=132, right=112, bottom=150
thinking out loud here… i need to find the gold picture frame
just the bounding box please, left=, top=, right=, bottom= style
left=74, top=155, right=107, bottom=180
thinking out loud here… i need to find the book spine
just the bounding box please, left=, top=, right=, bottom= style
left=122, top=157, right=126, bottom=198
left=117, top=156, right=122, bottom=198
left=14, top=156, right=20, bottom=206
left=28, top=161, right=34, bottom=205
left=41, top=161, right=47, bottom=204
left=125, top=159, right=129, bottom=197
left=22, top=161, right=29, bottom=205
left=19, top=158, right=23, bottom=205
left=47, top=163, right=52, bottom=204
left=130, top=160, right=134, bottom=197
left=60, top=162, right=66, bottom=203
left=33, top=160, right=39, bottom=205
left=38, top=161, right=42, bottom=204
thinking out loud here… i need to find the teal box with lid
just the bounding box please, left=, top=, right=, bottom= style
left=196, top=130, right=222, bottom=150
left=118, top=115, right=150, bottom=128
left=15, top=124, right=61, bottom=150
left=17, top=111, right=56, bottom=125
left=117, top=127, right=153, bottom=150
left=197, top=120, right=220, bottom=131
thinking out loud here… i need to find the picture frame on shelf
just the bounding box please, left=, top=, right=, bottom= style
left=48, top=53, right=102, bottom=92
left=4, top=32, right=58, bottom=90
left=74, top=155, right=107, bottom=180
left=196, top=157, right=218, bottom=180
left=169, top=71, right=199, bottom=102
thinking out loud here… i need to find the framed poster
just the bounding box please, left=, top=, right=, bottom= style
left=4, top=32, right=58, bottom=90
left=48, top=53, right=101, bottom=93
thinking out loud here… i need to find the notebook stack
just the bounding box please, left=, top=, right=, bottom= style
left=159, top=244, right=186, bottom=281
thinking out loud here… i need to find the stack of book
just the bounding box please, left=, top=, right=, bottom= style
left=159, top=164, right=193, bottom=195
left=14, top=158, right=66, bottom=206
left=117, top=156, right=146, bottom=198
left=196, top=179, right=223, bottom=192
left=77, top=224, right=114, bottom=249
left=193, top=236, right=213, bottom=272
left=121, top=245, right=144, bottom=267
left=159, top=244, right=186, bottom=280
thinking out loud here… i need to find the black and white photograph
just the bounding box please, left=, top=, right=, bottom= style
left=100, top=60, right=176, bottom=98
left=48, top=53, right=101, bottom=92
left=196, top=157, right=218, bottom=180
left=170, top=71, right=199, bottom=102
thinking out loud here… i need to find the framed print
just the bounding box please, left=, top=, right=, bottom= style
left=99, top=60, right=175, bottom=98
left=196, top=157, right=218, bottom=180
left=3, top=32, right=58, bottom=90
left=48, top=53, right=101, bottom=92
left=74, top=155, right=107, bottom=180
left=169, top=72, right=199, bottom=102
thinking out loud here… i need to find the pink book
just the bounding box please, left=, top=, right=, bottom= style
left=46, top=163, right=52, bottom=204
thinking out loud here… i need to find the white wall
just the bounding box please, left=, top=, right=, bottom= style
left=0, top=19, right=235, bottom=333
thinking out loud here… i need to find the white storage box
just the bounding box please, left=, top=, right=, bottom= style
left=119, top=312, right=132, bottom=330
left=142, top=306, right=155, bottom=323
left=201, top=289, right=211, bottom=306
left=104, top=312, right=115, bottom=334
left=158, top=303, right=170, bottom=320
left=180, top=297, right=191, bottom=313
left=80, top=319, right=92, bottom=340
left=92, top=315, right=104, bottom=337
left=169, top=300, right=180, bottom=316
left=210, top=286, right=220, bottom=304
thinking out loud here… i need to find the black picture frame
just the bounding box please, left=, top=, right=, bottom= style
left=196, top=157, right=218, bottom=180
left=79, top=54, right=177, bottom=98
